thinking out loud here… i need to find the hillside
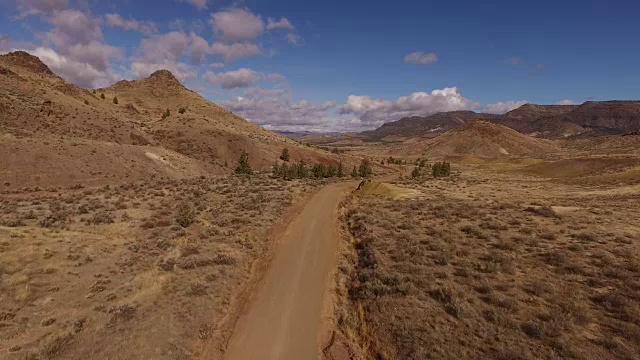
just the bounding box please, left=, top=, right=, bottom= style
left=339, top=101, right=640, bottom=144
left=356, top=111, right=498, bottom=141
left=0, top=51, right=338, bottom=188
left=402, top=121, right=559, bottom=158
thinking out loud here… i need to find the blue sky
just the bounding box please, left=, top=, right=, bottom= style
left=1, top=0, right=638, bottom=131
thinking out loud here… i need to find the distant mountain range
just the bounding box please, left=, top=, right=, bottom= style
left=274, top=130, right=342, bottom=138
left=351, top=101, right=640, bottom=141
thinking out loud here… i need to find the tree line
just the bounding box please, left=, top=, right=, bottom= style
left=235, top=147, right=374, bottom=180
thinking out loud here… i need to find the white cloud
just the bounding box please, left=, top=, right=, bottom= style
left=179, top=0, right=208, bottom=10
left=340, top=87, right=477, bottom=127
left=138, top=31, right=189, bottom=62
left=220, top=87, right=344, bottom=131
left=556, top=99, right=577, bottom=105
left=65, top=40, right=121, bottom=71
left=404, top=51, right=438, bottom=65
left=105, top=13, right=157, bottom=35
left=210, top=8, right=264, bottom=42
left=209, top=62, right=224, bottom=69
left=287, top=33, right=302, bottom=45
left=484, top=100, right=528, bottom=114
left=203, top=68, right=264, bottom=89
left=47, top=9, right=103, bottom=49
left=16, top=0, right=68, bottom=18
left=266, top=73, right=286, bottom=82
left=267, top=17, right=294, bottom=30
left=14, top=46, right=120, bottom=87
left=210, top=42, right=261, bottom=62
left=189, top=32, right=209, bottom=64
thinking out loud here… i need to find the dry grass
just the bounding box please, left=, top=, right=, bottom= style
left=0, top=175, right=320, bottom=359
left=336, top=164, right=640, bottom=360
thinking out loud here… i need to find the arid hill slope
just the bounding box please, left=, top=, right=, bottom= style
left=335, top=101, right=640, bottom=144
left=403, top=121, right=558, bottom=158
left=0, top=51, right=337, bottom=188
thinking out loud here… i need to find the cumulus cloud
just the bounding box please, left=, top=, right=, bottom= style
left=65, top=40, right=121, bottom=71
left=220, top=87, right=341, bottom=130
left=484, top=100, right=528, bottom=114
left=16, top=0, right=68, bottom=18
left=47, top=9, right=103, bottom=48
left=340, top=87, right=477, bottom=127
left=267, top=17, right=294, bottom=30
left=210, top=42, right=261, bottom=62
left=209, top=62, right=224, bottom=69
left=189, top=32, right=209, bottom=64
left=23, top=8, right=123, bottom=87
left=138, top=31, right=189, bottom=62
left=556, top=99, right=577, bottom=105
left=404, top=52, right=438, bottom=65
left=22, top=47, right=119, bottom=87
left=203, top=68, right=265, bottom=89
left=179, top=0, right=208, bottom=10
left=105, top=13, right=157, bottom=35
left=210, top=8, right=264, bottom=42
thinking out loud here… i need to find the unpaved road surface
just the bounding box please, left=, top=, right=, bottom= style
left=223, top=183, right=351, bottom=360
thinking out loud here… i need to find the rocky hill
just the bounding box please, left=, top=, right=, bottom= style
left=0, top=51, right=338, bottom=188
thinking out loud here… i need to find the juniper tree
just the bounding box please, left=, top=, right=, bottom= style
left=358, top=159, right=373, bottom=178
left=280, top=148, right=290, bottom=162
left=235, top=151, right=252, bottom=175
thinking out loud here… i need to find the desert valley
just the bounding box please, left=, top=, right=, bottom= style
left=1, top=42, right=640, bottom=360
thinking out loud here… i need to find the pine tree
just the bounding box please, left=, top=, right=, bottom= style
left=235, top=151, right=252, bottom=175
left=337, top=161, right=344, bottom=177
left=297, top=160, right=308, bottom=178
left=351, top=166, right=358, bottom=178
left=272, top=161, right=280, bottom=178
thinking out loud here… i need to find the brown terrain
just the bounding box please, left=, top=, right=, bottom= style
left=2, top=50, right=640, bottom=360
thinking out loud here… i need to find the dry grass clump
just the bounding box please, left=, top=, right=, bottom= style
left=0, top=174, right=319, bottom=358
left=337, top=168, right=640, bottom=360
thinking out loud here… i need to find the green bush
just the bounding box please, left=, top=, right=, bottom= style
left=175, top=203, right=195, bottom=228
left=178, top=106, right=187, bottom=114
left=280, top=148, right=290, bottom=162
left=161, top=108, right=171, bottom=120
left=100, top=93, right=105, bottom=99
left=235, top=151, right=252, bottom=175
left=432, top=162, right=451, bottom=177
left=113, top=96, right=118, bottom=104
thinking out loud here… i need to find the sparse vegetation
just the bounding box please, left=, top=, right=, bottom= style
left=178, top=106, right=187, bottom=114
left=161, top=108, right=171, bottom=120
left=112, top=96, right=118, bottom=104
left=100, top=93, right=105, bottom=99
left=335, top=164, right=640, bottom=360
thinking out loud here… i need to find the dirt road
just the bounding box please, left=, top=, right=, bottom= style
left=223, top=182, right=351, bottom=360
